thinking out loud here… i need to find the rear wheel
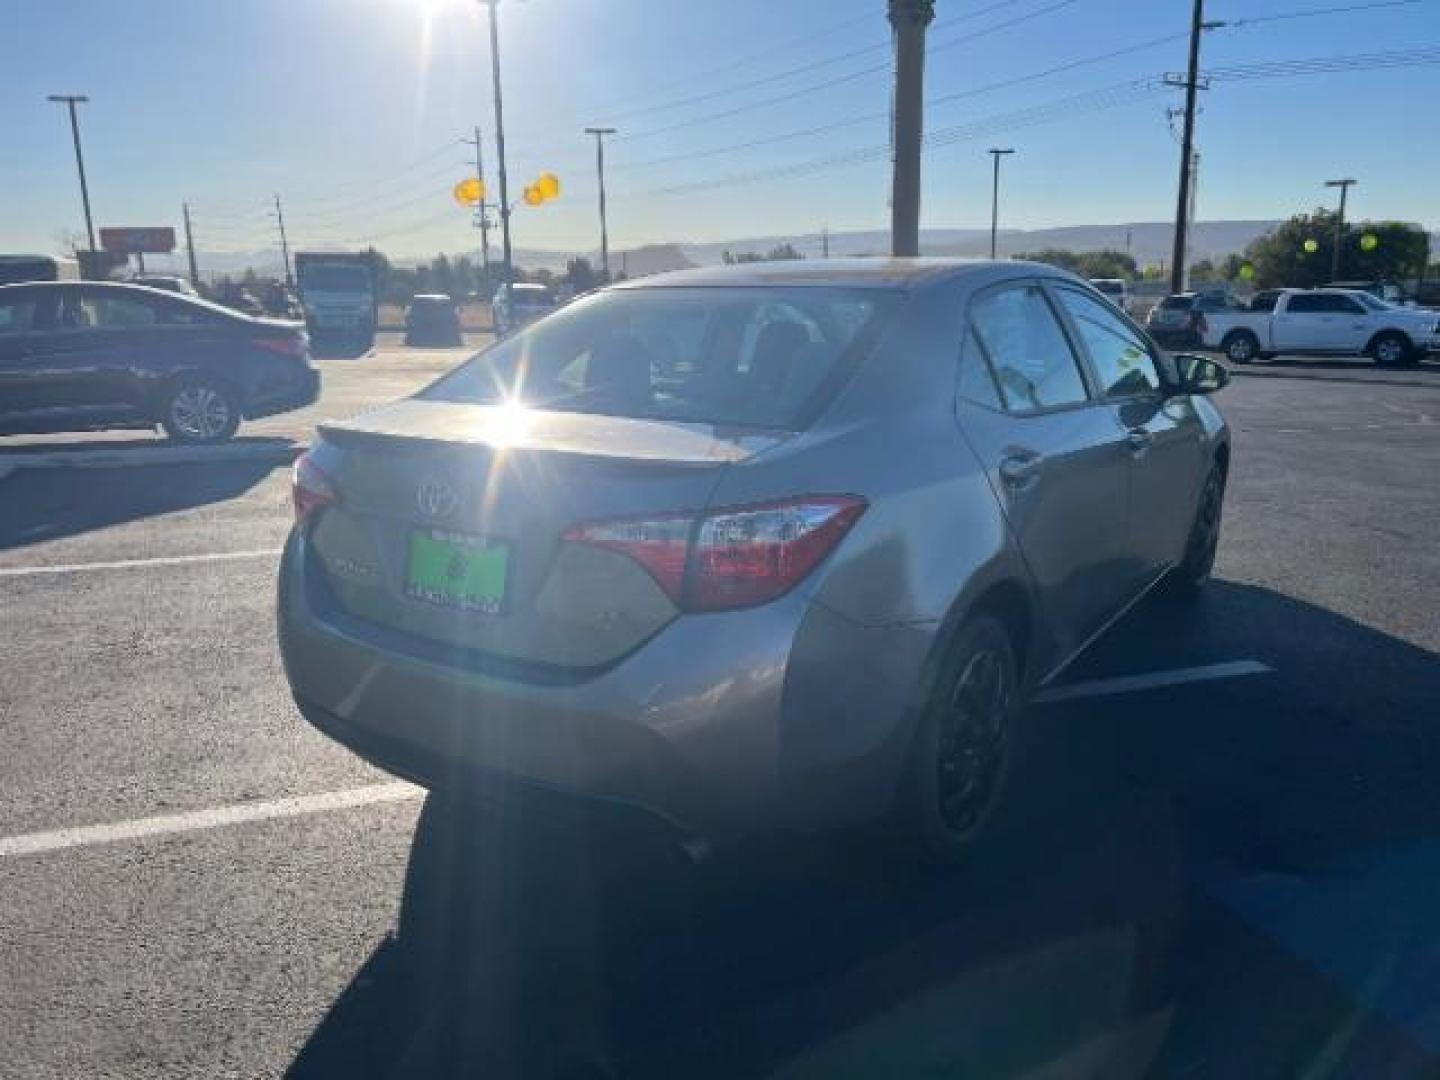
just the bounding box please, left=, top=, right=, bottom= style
left=1222, top=331, right=1259, bottom=365
left=1169, top=462, right=1226, bottom=595
left=895, top=615, right=1022, bottom=866
left=1371, top=332, right=1416, bottom=367
left=161, top=378, right=239, bottom=444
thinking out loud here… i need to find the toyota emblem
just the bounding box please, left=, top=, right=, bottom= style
left=416, top=479, right=460, bottom=520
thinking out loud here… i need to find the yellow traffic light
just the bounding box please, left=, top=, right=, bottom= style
left=453, top=177, right=485, bottom=206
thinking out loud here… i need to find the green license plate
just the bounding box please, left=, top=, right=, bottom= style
left=405, top=530, right=509, bottom=613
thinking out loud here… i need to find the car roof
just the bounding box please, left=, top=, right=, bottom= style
left=411, top=293, right=452, bottom=302
left=609, top=257, right=1053, bottom=291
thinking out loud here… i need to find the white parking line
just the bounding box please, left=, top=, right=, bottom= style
left=0, top=782, right=423, bottom=859
left=1035, top=659, right=1272, bottom=705
left=0, top=548, right=283, bottom=578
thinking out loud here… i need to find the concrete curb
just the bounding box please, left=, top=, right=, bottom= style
left=1227, top=366, right=1440, bottom=390
left=0, top=441, right=305, bottom=477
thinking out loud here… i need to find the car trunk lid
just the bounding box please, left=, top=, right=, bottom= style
left=307, top=399, right=791, bottom=670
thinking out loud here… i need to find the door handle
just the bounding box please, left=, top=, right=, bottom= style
left=998, top=450, right=1043, bottom=489
left=1126, top=427, right=1153, bottom=454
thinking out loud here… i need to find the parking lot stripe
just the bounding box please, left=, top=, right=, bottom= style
left=0, top=782, right=423, bottom=859
left=0, top=548, right=283, bottom=578
left=1035, top=659, right=1272, bottom=705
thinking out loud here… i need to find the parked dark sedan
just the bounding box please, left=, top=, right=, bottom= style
left=404, top=293, right=463, bottom=347
left=0, top=281, right=319, bottom=444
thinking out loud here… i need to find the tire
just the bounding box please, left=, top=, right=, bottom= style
left=1221, top=331, right=1260, bottom=365
left=894, top=615, right=1024, bottom=866
left=1169, top=462, right=1226, bottom=595
left=1371, top=332, right=1416, bottom=367
left=160, top=377, right=240, bottom=444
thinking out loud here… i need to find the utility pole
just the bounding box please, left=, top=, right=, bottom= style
left=1167, top=0, right=1220, bottom=295
left=482, top=0, right=513, bottom=283
left=462, top=126, right=493, bottom=283
left=988, top=148, right=1015, bottom=260
left=182, top=202, right=200, bottom=287
left=821, top=226, right=830, bottom=259
left=888, top=0, right=934, bottom=257
left=1326, top=177, right=1356, bottom=281
left=272, top=194, right=293, bottom=287
left=47, top=94, right=98, bottom=273
left=584, top=127, right=617, bottom=281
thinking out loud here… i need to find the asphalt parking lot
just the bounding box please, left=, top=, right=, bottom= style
left=2, top=348, right=1439, bottom=1077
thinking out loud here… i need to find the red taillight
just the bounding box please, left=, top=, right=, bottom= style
left=563, top=496, right=866, bottom=612
left=253, top=334, right=309, bottom=360
left=292, top=452, right=338, bottom=525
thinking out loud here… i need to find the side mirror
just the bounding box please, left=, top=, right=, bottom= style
left=1173, top=353, right=1230, bottom=395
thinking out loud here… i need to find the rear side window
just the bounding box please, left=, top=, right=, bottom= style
left=1056, top=288, right=1163, bottom=398
left=60, top=294, right=160, bottom=328
left=968, top=284, right=1089, bottom=413
left=958, top=328, right=1005, bottom=410
left=1285, top=293, right=1328, bottom=314
left=426, top=286, right=899, bottom=430
left=0, top=297, right=40, bottom=333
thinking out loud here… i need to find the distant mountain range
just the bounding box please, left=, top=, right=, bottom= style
left=183, top=219, right=1434, bottom=281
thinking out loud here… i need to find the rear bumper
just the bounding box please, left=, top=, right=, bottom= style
left=277, top=530, right=928, bottom=842
left=246, top=368, right=320, bottom=420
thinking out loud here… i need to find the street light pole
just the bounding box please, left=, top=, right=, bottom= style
left=988, top=148, right=1015, bottom=260
left=47, top=94, right=97, bottom=271
left=482, top=0, right=514, bottom=284
left=584, top=127, right=617, bottom=281
left=888, top=0, right=934, bottom=257
left=1326, top=178, right=1356, bottom=281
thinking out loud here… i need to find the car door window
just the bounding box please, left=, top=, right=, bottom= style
left=0, top=297, right=41, bottom=334
left=957, top=328, right=1005, bottom=410
left=1055, top=287, right=1163, bottom=398
left=60, top=293, right=162, bottom=329
left=1284, top=294, right=1325, bottom=314
left=968, top=283, right=1089, bottom=413
left=1330, top=294, right=1366, bottom=314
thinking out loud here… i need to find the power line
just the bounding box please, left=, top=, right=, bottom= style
left=613, top=0, right=1085, bottom=145
left=587, top=0, right=1032, bottom=129
left=1221, top=0, right=1424, bottom=27
left=609, top=29, right=1187, bottom=175
left=628, top=41, right=1440, bottom=201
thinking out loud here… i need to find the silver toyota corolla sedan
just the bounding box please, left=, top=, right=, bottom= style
left=278, top=259, right=1231, bottom=862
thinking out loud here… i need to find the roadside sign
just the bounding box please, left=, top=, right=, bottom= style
left=99, top=227, right=176, bottom=255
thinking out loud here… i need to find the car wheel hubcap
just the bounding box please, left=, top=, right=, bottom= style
left=1194, top=472, right=1223, bottom=559
left=936, top=649, right=1009, bottom=837
left=1229, top=339, right=1253, bottom=361
left=1379, top=340, right=1401, bottom=363
left=171, top=386, right=229, bottom=439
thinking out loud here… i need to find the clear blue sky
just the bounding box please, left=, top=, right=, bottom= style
left=4, top=0, right=1437, bottom=267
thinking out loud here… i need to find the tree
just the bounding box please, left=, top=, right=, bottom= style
left=564, top=256, right=601, bottom=292
left=1241, top=209, right=1430, bottom=288
left=1015, top=248, right=1136, bottom=279
left=723, top=243, right=805, bottom=264
left=1188, top=259, right=1218, bottom=283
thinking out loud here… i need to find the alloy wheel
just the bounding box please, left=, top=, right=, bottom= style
left=169, top=385, right=231, bottom=441
left=935, top=648, right=1010, bottom=838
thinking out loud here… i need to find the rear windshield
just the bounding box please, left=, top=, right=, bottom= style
left=510, top=286, right=555, bottom=306
left=425, top=286, right=899, bottom=429
left=300, top=265, right=369, bottom=292
left=1159, top=295, right=1193, bottom=310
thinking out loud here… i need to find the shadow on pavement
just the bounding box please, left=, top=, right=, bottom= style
left=0, top=458, right=281, bottom=551
left=312, top=340, right=376, bottom=360
left=289, top=581, right=1440, bottom=1079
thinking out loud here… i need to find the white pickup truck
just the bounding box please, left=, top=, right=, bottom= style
left=1199, top=288, right=1440, bottom=366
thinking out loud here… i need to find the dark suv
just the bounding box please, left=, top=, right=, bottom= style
left=0, top=281, right=318, bottom=443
